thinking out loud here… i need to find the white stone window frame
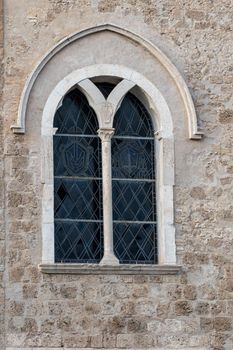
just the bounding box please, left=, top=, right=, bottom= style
left=39, top=64, right=181, bottom=275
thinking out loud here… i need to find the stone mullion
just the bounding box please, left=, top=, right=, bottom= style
left=98, top=128, right=119, bottom=265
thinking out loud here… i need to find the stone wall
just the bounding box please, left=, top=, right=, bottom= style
left=2, top=1, right=233, bottom=350
left=0, top=0, right=5, bottom=348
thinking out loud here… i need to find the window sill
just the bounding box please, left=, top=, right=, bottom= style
left=39, top=263, right=182, bottom=275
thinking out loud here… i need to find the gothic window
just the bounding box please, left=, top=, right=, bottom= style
left=53, top=89, right=103, bottom=262
left=15, top=29, right=197, bottom=271
left=112, top=92, right=157, bottom=264
left=52, top=83, right=157, bottom=265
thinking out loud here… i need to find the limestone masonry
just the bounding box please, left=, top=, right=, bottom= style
left=0, top=1, right=233, bottom=350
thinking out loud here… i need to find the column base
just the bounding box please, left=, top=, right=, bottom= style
left=100, top=253, right=119, bottom=266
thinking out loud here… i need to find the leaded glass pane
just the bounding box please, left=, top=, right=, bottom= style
left=112, top=180, right=155, bottom=222
left=53, top=88, right=102, bottom=263
left=112, top=90, right=157, bottom=264
left=55, top=221, right=103, bottom=263
left=113, top=92, right=154, bottom=137
left=54, top=89, right=98, bottom=135
left=112, top=139, right=154, bottom=179
left=54, top=136, right=101, bottom=178
left=114, top=223, right=157, bottom=264
left=54, top=179, right=102, bottom=221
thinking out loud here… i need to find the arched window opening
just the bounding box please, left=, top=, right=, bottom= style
left=52, top=84, right=157, bottom=265
left=112, top=92, right=157, bottom=264
left=53, top=89, right=103, bottom=263
left=39, top=65, right=179, bottom=272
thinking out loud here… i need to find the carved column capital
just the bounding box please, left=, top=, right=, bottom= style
left=97, top=128, right=115, bottom=142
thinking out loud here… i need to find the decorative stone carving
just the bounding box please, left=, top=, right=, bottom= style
left=99, top=102, right=114, bottom=124
left=97, top=128, right=115, bottom=142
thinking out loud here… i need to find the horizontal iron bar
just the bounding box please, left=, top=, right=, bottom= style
left=55, top=177, right=155, bottom=182
left=113, top=135, right=154, bottom=140
left=54, top=219, right=103, bottom=223
left=54, top=134, right=155, bottom=140
left=54, top=134, right=99, bottom=138
left=113, top=220, right=157, bottom=224
left=112, top=178, right=155, bottom=182
left=54, top=176, right=102, bottom=181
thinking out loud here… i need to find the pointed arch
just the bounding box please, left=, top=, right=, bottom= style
left=11, top=23, right=203, bottom=139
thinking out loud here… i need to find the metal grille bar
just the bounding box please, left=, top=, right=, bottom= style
left=113, top=220, right=157, bottom=224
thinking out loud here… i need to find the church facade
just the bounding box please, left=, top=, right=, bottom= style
left=0, top=1, right=233, bottom=349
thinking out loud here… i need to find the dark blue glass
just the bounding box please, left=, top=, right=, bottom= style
left=112, top=91, right=157, bottom=264
left=53, top=89, right=102, bottom=263
left=94, top=82, right=115, bottom=98
left=54, top=179, right=102, bottom=221
left=113, top=92, right=154, bottom=137
left=54, top=136, right=101, bottom=178
left=112, top=139, right=154, bottom=179
left=55, top=221, right=103, bottom=263
left=113, top=223, right=157, bottom=264
left=112, top=180, right=155, bottom=222
left=54, top=89, right=99, bottom=135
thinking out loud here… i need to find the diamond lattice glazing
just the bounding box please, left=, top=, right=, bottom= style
left=112, top=91, right=157, bottom=264
left=53, top=88, right=103, bottom=263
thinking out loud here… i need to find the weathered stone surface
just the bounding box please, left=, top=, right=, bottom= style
left=1, top=0, right=233, bottom=349
left=219, top=109, right=233, bottom=124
